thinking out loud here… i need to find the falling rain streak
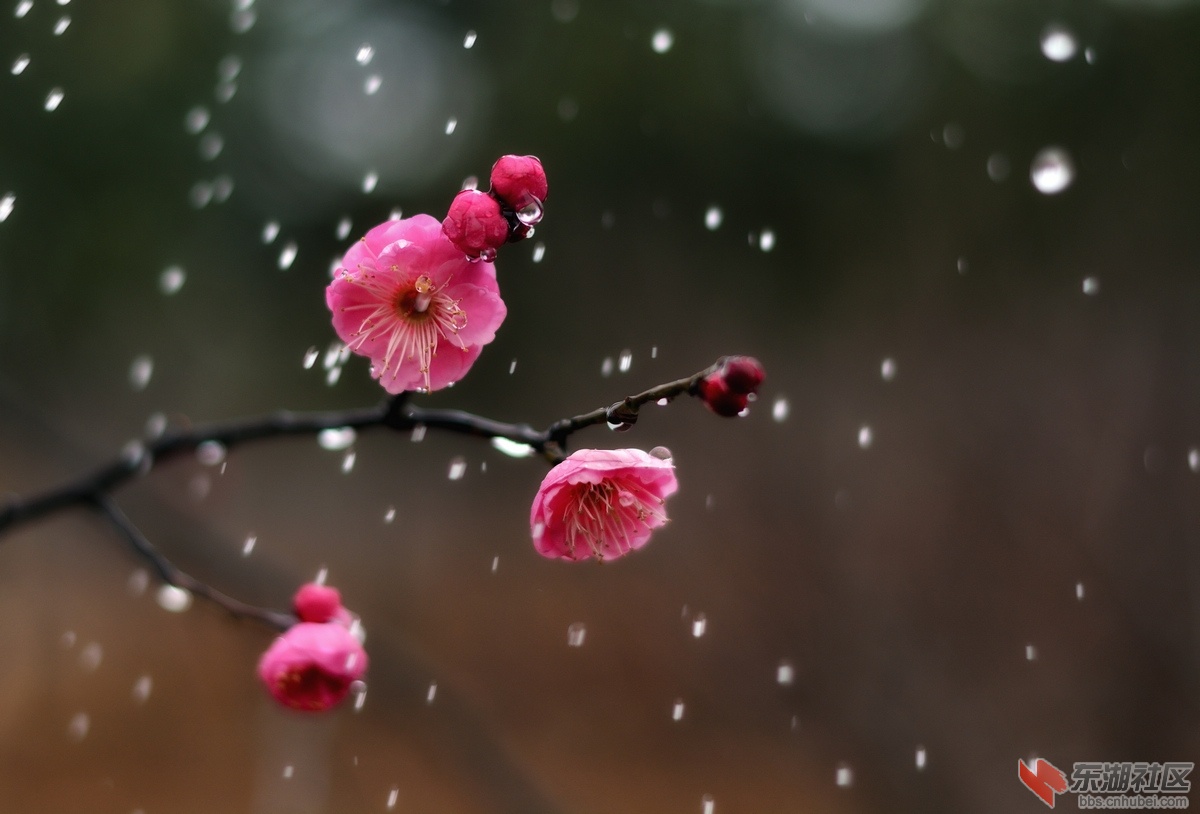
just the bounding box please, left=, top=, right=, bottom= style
left=44, top=88, right=64, bottom=111
left=567, top=623, right=587, bottom=647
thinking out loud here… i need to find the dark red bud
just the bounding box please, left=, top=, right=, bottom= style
left=721, top=356, right=765, bottom=394
left=442, top=190, right=508, bottom=258
left=698, top=375, right=749, bottom=417
left=489, top=154, right=548, bottom=212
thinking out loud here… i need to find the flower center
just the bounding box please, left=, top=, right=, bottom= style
left=563, top=479, right=667, bottom=561
left=397, top=275, right=435, bottom=317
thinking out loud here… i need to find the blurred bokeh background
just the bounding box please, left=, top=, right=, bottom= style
left=2, top=0, right=1199, bottom=811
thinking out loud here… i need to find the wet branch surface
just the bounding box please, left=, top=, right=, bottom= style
left=0, top=361, right=719, bottom=627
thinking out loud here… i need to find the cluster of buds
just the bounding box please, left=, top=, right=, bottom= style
left=441, top=154, right=548, bottom=261
left=697, top=356, right=766, bottom=417
left=257, top=583, right=367, bottom=712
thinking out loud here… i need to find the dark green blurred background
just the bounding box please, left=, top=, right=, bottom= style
left=2, top=0, right=1199, bottom=812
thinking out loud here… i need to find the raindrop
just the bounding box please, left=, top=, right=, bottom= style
left=601, top=357, right=614, bottom=377
left=302, top=346, right=319, bottom=369
left=448, top=457, right=467, bottom=480
left=705, top=494, right=714, bottom=509
left=1075, top=581, right=1085, bottom=601
left=132, top=675, right=152, bottom=704
left=364, top=74, right=381, bottom=95
left=217, top=54, right=241, bottom=81
left=196, top=440, right=226, bottom=466
left=159, top=266, right=186, bottom=295
left=15, top=0, right=32, bottom=18
left=278, top=241, right=298, bottom=270
left=986, top=153, right=1011, bottom=182
left=532, top=242, right=546, bottom=263
left=478, top=246, right=497, bottom=262
left=386, top=787, right=398, bottom=809
left=557, top=96, right=579, bottom=121
left=384, top=507, right=395, bottom=523
left=956, top=256, right=969, bottom=274
left=230, top=8, right=255, bottom=33
left=242, top=535, right=256, bottom=556
left=704, top=206, right=723, bottom=230
left=189, top=473, right=211, bottom=501
left=351, top=680, right=367, bottom=711
left=355, top=44, right=374, bottom=65
left=11, top=53, right=29, bottom=75
left=156, top=585, right=192, bottom=613
left=1040, top=23, right=1078, bottom=62
left=44, top=87, right=64, bottom=111
left=129, top=355, right=153, bottom=391
left=199, top=132, right=223, bottom=160
left=282, top=765, right=294, bottom=779
left=411, top=424, right=426, bottom=442
left=776, top=660, right=794, bottom=686
left=362, top=171, right=378, bottom=193
left=79, top=642, right=102, bottom=672
left=67, top=712, right=90, bottom=742
left=772, top=398, right=789, bottom=422
left=315, top=566, right=328, bottom=585
left=759, top=229, right=776, bottom=252
left=551, top=0, right=579, bottom=23
left=881, top=358, right=897, bottom=381
left=619, top=349, right=633, bottom=373
left=127, top=569, right=149, bottom=596
left=463, top=30, right=476, bottom=48
left=52, top=14, right=68, bottom=34
left=1188, top=448, right=1200, bottom=472
left=323, top=341, right=350, bottom=369
left=672, top=699, right=685, bottom=721
left=426, top=682, right=437, bottom=704
left=858, top=425, right=873, bottom=449
left=214, top=80, right=237, bottom=103
left=1082, top=276, right=1099, bottom=295
left=1085, top=47, right=1096, bottom=65
left=567, top=623, right=587, bottom=647
left=1030, top=147, right=1075, bottom=195
left=916, top=746, right=927, bottom=770
left=144, top=413, right=167, bottom=439
left=691, top=613, right=707, bottom=638
left=318, top=427, right=356, bottom=451
left=445, top=117, right=457, bottom=135
left=189, top=181, right=213, bottom=208
left=942, top=122, right=964, bottom=150
left=651, top=27, right=674, bottom=53
left=61, top=630, right=76, bottom=648
left=491, top=437, right=535, bottom=458
left=649, top=446, right=672, bottom=461
left=491, top=556, right=499, bottom=573
left=836, top=764, right=853, bottom=788
left=516, top=199, right=543, bottom=226
left=341, top=451, right=356, bottom=473
left=212, top=175, right=233, bottom=202
left=0, top=192, right=15, bottom=222
left=336, top=216, right=351, bottom=240
left=1025, top=644, right=1037, bottom=661
left=701, top=795, right=715, bottom=814
left=261, top=220, right=280, bottom=244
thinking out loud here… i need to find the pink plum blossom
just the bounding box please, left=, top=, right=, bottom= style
left=442, top=190, right=508, bottom=259
left=530, top=448, right=679, bottom=562
left=327, top=214, right=507, bottom=393
left=258, top=622, right=368, bottom=712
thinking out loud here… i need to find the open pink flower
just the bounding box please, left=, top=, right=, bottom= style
left=258, top=622, right=368, bottom=712
left=327, top=214, right=507, bottom=393
left=530, top=448, right=679, bottom=562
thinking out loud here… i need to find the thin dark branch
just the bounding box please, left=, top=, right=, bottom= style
left=91, top=495, right=294, bottom=631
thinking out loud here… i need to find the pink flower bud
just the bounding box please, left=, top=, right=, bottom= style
left=293, top=583, right=342, bottom=624
left=258, top=622, right=368, bottom=712
left=697, top=376, right=748, bottom=417
left=698, top=356, right=765, bottom=417
left=489, top=155, right=548, bottom=214
left=441, top=190, right=509, bottom=258
left=530, top=448, right=678, bottom=562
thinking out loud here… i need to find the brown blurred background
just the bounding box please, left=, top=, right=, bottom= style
left=2, top=0, right=1199, bottom=812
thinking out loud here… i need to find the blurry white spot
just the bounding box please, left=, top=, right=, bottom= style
left=1075, top=581, right=1085, bottom=601
left=156, top=585, right=193, bottom=613
left=351, top=680, right=367, bottom=711
left=302, top=346, right=319, bottom=369
left=463, top=30, right=477, bottom=48
left=1188, top=448, right=1200, bottom=472
left=532, top=242, right=546, bottom=263
left=956, top=256, right=969, bottom=274
left=318, top=427, right=357, bottom=450
left=79, top=642, right=102, bottom=672
left=426, top=681, right=437, bottom=704
left=444, top=117, right=457, bottom=135
left=1085, top=47, right=1096, bottom=64
left=217, top=54, right=241, bottom=81
left=1040, top=24, right=1078, bottom=62
left=915, top=746, right=927, bottom=770
left=651, top=27, right=674, bottom=53
left=491, top=436, right=535, bottom=458
left=1030, top=147, right=1075, bottom=195
left=282, top=765, right=293, bottom=779
left=491, top=555, right=499, bottom=574
left=942, top=122, right=964, bottom=149
left=601, top=357, right=614, bottom=377
left=132, top=675, right=152, bottom=704
left=776, top=660, right=794, bottom=686
left=262, top=220, right=280, bottom=244
left=759, top=229, right=776, bottom=252
left=61, top=630, right=76, bottom=649
left=230, top=8, right=256, bottom=33
left=384, top=506, right=395, bottom=523
left=691, top=613, right=707, bottom=638
left=567, top=623, right=587, bottom=647
left=196, top=440, right=226, bottom=466
left=129, top=355, right=153, bottom=391
left=315, top=567, right=328, bottom=585
left=411, top=424, right=426, bottom=443
left=15, top=1, right=32, bottom=18
left=836, top=765, right=853, bottom=788
left=127, top=569, right=149, bottom=596
left=341, top=451, right=356, bottom=473
left=189, top=181, right=213, bottom=208
left=772, top=398, right=790, bottom=422
left=1025, top=644, right=1037, bottom=661
left=551, top=0, right=579, bottom=23
left=355, top=44, right=374, bottom=65
left=619, top=349, right=633, bottom=373
left=389, top=208, right=403, bottom=221
left=362, top=171, right=378, bottom=193
left=278, top=241, right=298, bottom=270
left=11, top=54, right=29, bottom=75
left=672, top=699, right=685, bottom=721
left=657, top=398, right=668, bottom=407
left=44, top=88, right=64, bottom=111
left=704, top=206, right=725, bottom=231
left=212, top=175, right=233, bottom=203
left=448, top=456, right=467, bottom=480
left=52, top=14, right=68, bottom=34
left=881, top=358, right=897, bottom=381
left=335, top=216, right=351, bottom=240
left=701, top=795, right=715, bottom=814
left=0, top=192, right=15, bottom=222
left=386, top=787, right=399, bottom=810
left=364, top=74, right=381, bottom=95
left=557, top=96, right=579, bottom=121
left=189, top=473, right=211, bottom=501
left=858, top=425, right=873, bottom=449
left=601, top=211, right=615, bottom=229
left=705, top=494, right=714, bottom=510
left=159, top=266, right=186, bottom=295
left=214, top=80, right=237, bottom=103
left=1082, top=276, right=1099, bottom=295
left=242, top=535, right=256, bottom=556
left=986, top=153, right=1011, bottom=182
left=67, top=712, right=90, bottom=742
